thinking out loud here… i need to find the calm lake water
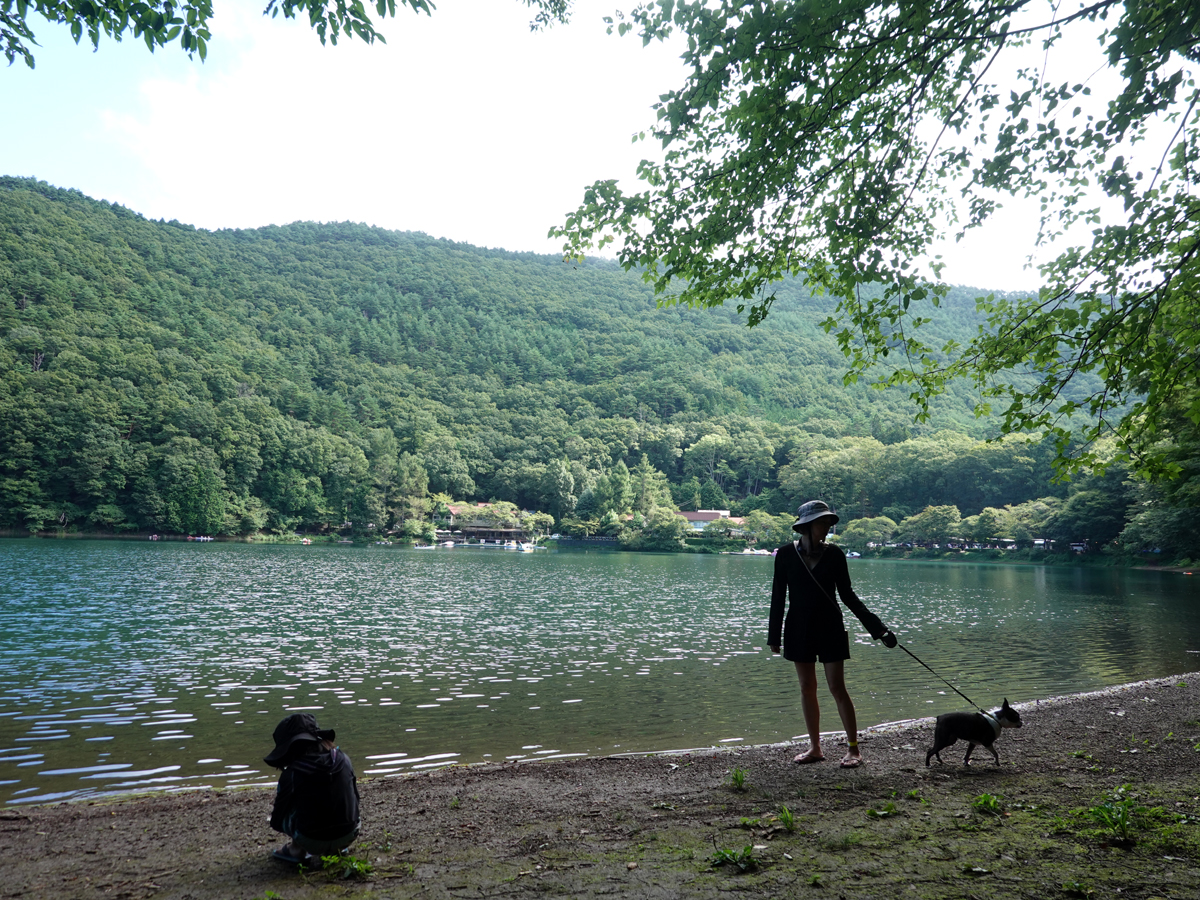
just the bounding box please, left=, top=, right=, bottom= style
left=2, top=539, right=1198, bottom=806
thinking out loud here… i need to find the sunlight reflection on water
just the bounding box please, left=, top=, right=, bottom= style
left=2, top=539, right=1199, bottom=804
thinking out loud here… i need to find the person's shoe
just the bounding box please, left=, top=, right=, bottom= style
left=271, top=843, right=318, bottom=867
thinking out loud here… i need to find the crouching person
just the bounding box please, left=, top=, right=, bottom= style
left=265, top=713, right=360, bottom=867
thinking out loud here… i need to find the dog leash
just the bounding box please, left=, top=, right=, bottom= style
left=894, top=641, right=986, bottom=714
left=790, top=544, right=986, bottom=714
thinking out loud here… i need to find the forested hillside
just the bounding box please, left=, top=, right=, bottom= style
left=0, top=177, right=1170, bottom=553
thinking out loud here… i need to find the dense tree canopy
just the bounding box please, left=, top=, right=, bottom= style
left=6, top=176, right=1196, bottom=557
left=1, top=0, right=572, bottom=67
left=554, top=0, right=1200, bottom=481
left=3, top=176, right=1086, bottom=541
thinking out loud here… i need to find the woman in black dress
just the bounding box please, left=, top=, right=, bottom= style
left=769, top=500, right=896, bottom=767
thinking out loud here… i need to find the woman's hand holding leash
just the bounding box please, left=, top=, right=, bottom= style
left=868, top=619, right=899, bottom=648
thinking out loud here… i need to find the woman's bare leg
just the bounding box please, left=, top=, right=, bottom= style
left=823, top=660, right=862, bottom=767
left=792, top=661, right=825, bottom=762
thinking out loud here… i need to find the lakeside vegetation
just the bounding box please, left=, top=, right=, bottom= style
left=2, top=177, right=1197, bottom=564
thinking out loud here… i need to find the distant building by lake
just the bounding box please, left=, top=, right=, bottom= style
left=676, top=510, right=745, bottom=532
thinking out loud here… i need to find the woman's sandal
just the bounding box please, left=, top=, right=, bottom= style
left=272, top=846, right=304, bottom=865
left=792, top=750, right=826, bottom=764
left=272, top=844, right=319, bottom=867
left=839, top=755, right=863, bottom=769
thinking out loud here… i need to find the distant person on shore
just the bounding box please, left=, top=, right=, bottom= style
left=769, top=500, right=897, bottom=768
left=265, top=713, right=361, bottom=867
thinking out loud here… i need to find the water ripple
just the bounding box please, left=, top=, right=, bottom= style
left=2, top=541, right=1199, bottom=804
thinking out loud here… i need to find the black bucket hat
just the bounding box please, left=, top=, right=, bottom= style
left=264, top=713, right=335, bottom=767
left=792, top=499, right=839, bottom=532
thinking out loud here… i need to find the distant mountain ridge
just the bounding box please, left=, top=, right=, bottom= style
left=0, top=176, right=1059, bottom=536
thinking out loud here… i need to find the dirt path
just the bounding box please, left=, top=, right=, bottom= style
left=4, top=675, right=1200, bottom=899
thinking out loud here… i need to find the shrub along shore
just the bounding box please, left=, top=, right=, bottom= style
left=6, top=674, right=1199, bottom=899
left=3, top=529, right=1188, bottom=576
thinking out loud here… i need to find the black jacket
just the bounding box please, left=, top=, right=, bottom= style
left=769, top=542, right=886, bottom=658
left=270, top=745, right=360, bottom=840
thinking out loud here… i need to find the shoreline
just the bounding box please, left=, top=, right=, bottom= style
left=7, top=673, right=1200, bottom=899
left=6, top=672, right=1189, bottom=811
left=4, top=532, right=1192, bottom=573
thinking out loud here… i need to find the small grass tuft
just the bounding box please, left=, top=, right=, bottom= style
left=1085, top=785, right=1148, bottom=843
left=709, top=844, right=759, bottom=872
left=777, top=804, right=797, bottom=832
left=728, top=767, right=748, bottom=792
left=972, top=793, right=1004, bottom=816
left=320, top=852, right=374, bottom=879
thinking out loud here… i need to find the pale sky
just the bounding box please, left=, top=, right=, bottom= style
left=0, top=1, right=1159, bottom=294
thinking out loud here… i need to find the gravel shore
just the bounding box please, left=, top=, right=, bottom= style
left=5, top=674, right=1199, bottom=899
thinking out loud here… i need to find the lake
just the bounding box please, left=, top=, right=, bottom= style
left=2, top=539, right=1198, bottom=806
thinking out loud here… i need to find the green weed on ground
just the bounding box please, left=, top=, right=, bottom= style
left=777, top=804, right=797, bottom=832
left=318, top=852, right=374, bottom=879
left=709, top=844, right=759, bottom=872
left=972, top=792, right=1004, bottom=816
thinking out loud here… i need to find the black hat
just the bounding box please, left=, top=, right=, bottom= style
left=792, top=499, right=839, bottom=532
left=264, top=713, right=335, bottom=767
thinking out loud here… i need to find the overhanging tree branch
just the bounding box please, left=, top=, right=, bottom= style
left=1, top=0, right=573, bottom=67
left=555, top=0, right=1200, bottom=480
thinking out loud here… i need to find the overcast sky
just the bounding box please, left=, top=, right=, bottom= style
left=1, top=1, right=1149, bottom=293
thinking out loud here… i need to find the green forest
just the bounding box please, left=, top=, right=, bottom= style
left=1, top=177, right=1195, bottom=560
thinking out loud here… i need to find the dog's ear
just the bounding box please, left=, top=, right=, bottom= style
left=1001, top=698, right=1010, bottom=708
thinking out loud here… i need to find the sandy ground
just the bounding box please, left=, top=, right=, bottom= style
left=4, top=674, right=1200, bottom=899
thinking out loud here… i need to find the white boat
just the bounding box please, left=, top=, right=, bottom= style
left=439, top=540, right=455, bottom=548
left=519, top=542, right=536, bottom=552
left=413, top=544, right=436, bottom=550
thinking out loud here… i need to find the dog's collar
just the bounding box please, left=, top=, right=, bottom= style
left=980, top=711, right=1002, bottom=738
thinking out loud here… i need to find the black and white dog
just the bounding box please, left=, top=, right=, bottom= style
left=925, top=699, right=1023, bottom=767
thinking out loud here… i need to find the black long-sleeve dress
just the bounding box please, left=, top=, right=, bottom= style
left=769, top=541, right=886, bottom=662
